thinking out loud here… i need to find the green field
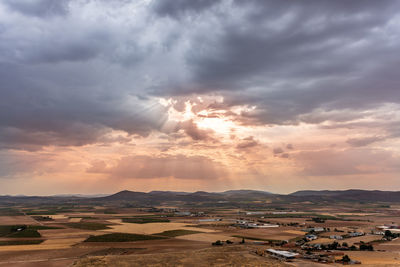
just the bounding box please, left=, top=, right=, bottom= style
left=154, top=229, right=202, bottom=237
left=29, top=225, right=62, bottom=230
left=0, top=225, right=43, bottom=238
left=85, top=233, right=168, bottom=242
left=122, top=217, right=170, bottom=224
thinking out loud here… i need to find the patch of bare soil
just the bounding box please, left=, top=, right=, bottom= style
left=72, top=245, right=289, bottom=267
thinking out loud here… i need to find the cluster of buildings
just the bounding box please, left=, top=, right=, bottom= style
left=329, top=232, right=364, bottom=240
left=235, top=220, right=279, bottom=229
left=376, top=224, right=400, bottom=233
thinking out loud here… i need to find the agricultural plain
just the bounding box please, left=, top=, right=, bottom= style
left=0, top=190, right=400, bottom=266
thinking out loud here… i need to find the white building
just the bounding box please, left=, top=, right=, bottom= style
left=266, top=249, right=298, bottom=260
left=246, top=211, right=265, bottom=215
left=246, top=223, right=279, bottom=228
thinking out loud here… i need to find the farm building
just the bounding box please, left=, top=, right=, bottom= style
left=305, top=227, right=325, bottom=233
left=266, top=249, right=299, bottom=260
left=349, top=232, right=364, bottom=237
left=306, top=234, right=318, bottom=241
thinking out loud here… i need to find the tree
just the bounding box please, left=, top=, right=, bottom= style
left=341, top=255, right=351, bottom=263
left=327, top=241, right=339, bottom=250
left=360, top=244, right=373, bottom=251
left=312, top=217, right=325, bottom=223
left=212, top=240, right=223, bottom=246
left=342, top=242, right=348, bottom=247
left=385, top=230, right=392, bottom=237
left=240, top=237, right=245, bottom=244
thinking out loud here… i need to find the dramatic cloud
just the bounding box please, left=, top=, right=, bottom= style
left=88, top=154, right=227, bottom=180
left=297, top=149, right=400, bottom=176
left=152, top=0, right=218, bottom=18
left=2, top=0, right=70, bottom=17
left=346, top=136, right=386, bottom=147
left=236, top=136, right=258, bottom=150
left=179, top=120, right=215, bottom=141
left=0, top=0, right=399, bottom=194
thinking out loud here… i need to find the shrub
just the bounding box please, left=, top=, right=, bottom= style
left=341, top=255, right=351, bottom=263
left=360, top=244, right=373, bottom=251
left=212, top=240, right=223, bottom=246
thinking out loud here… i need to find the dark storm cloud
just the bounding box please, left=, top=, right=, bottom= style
left=0, top=60, right=168, bottom=150
left=2, top=0, right=70, bottom=17
left=177, top=0, right=400, bottom=125
left=152, top=0, right=219, bottom=18
left=1, top=0, right=400, bottom=150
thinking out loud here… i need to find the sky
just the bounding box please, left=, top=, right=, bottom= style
left=1, top=0, right=400, bottom=195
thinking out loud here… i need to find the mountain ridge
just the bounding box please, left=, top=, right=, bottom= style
left=1, top=189, right=400, bottom=203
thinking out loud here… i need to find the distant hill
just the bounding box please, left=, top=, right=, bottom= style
left=52, top=193, right=110, bottom=198
left=221, top=190, right=273, bottom=195
left=290, top=189, right=400, bottom=202
left=91, top=189, right=277, bottom=204
left=2, top=189, right=400, bottom=205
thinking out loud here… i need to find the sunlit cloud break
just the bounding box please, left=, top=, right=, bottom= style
left=0, top=0, right=400, bottom=195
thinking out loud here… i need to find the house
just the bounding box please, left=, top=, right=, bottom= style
left=306, top=234, right=318, bottom=241
left=349, top=232, right=364, bottom=237
left=236, top=220, right=248, bottom=225
left=330, top=235, right=343, bottom=240
left=266, top=249, right=299, bottom=260
left=305, top=227, right=325, bottom=233
left=372, top=230, right=384, bottom=235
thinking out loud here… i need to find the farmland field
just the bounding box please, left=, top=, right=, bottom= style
left=104, top=220, right=216, bottom=235
left=73, top=245, right=288, bottom=267
left=84, top=233, right=167, bottom=242
left=0, top=194, right=399, bottom=266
